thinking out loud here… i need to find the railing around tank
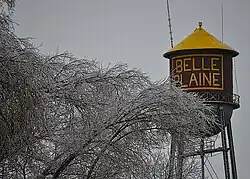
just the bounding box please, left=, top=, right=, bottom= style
left=200, top=92, right=240, bottom=109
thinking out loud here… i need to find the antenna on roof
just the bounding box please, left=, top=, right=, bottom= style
left=221, top=4, right=240, bottom=95
left=166, top=0, right=174, bottom=48
left=221, top=5, right=224, bottom=42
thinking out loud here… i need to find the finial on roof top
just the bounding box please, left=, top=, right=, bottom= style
left=198, top=22, right=203, bottom=29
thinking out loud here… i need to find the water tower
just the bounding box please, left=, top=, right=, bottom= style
left=163, top=22, right=240, bottom=179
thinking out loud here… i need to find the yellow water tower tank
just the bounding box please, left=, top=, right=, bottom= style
left=163, top=22, right=240, bottom=136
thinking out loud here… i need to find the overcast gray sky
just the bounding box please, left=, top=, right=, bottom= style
left=14, top=0, right=250, bottom=178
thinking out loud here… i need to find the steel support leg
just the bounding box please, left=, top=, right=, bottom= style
left=220, top=106, right=231, bottom=179
left=176, top=134, right=184, bottom=179
left=227, top=120, right=238, bottom=179
left=168, top=134, right=176, bottom=179
left=201, top=139, right=205, bottom=179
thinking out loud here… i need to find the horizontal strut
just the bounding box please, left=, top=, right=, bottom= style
left=183, top=147, right=230, bottom=158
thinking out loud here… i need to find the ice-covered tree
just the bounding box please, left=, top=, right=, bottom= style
left=0, top=1, right=215, bottom=178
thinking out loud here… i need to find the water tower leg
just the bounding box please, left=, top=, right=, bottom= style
left=200, top=139, right=205, bottom=179
left=227, top=120, right=238, bottom=179
left=168, top=133, right=176, bottom=179
left=220, top=106, right=231, bottom=179
left=176, top=134, right=184, bottom=179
